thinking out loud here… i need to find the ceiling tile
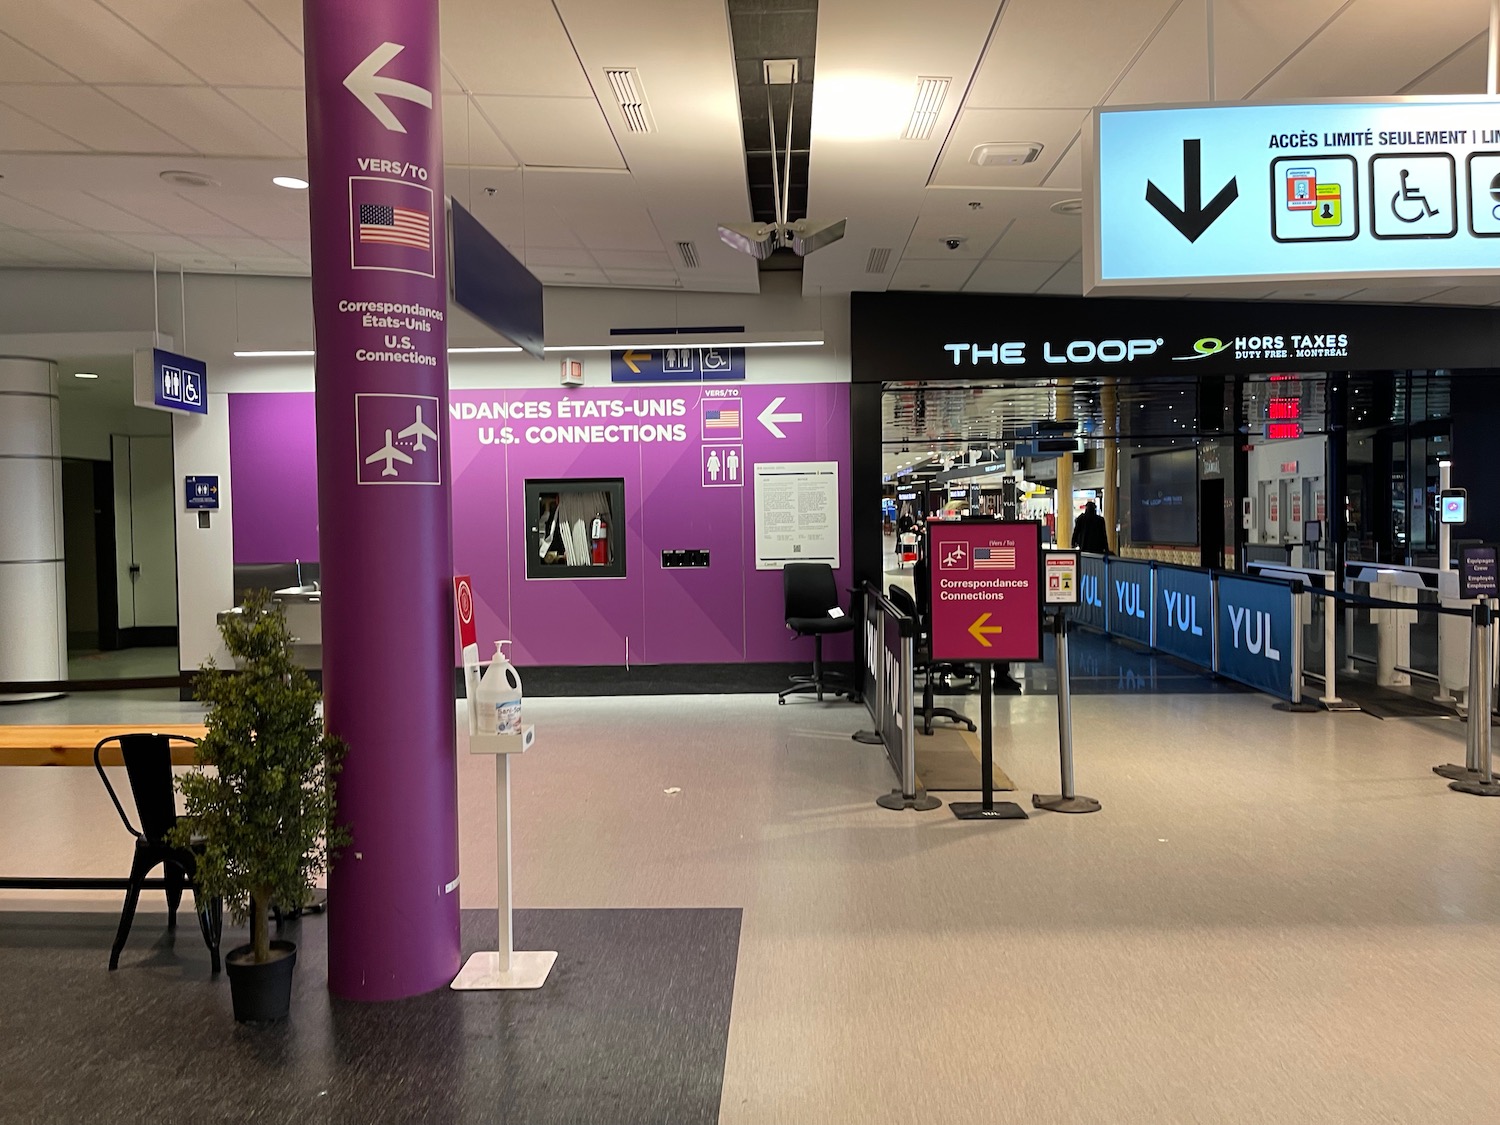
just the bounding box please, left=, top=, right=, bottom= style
left=889, top=258, right=980, bottom=291
left=0, top=103, right=87, bottom=152
left=220, top=87, right=307, bottom=155
left=1040, top=135, right=1083, bottom=191
left=1212, top=0, right=1358, bottom=100
left=190, top=235, right=281, bottom=259
left=931, top=108, right=1090, bottom=189
left=522, top=247, right=596, bottom=268
left=0, top=0, right=199, bottom=84
left=29, top=229, right=150, bottom=263
left=964, top=258, right=1065, bottom=293
left=1254, top=0, right=1492, bottom=100
left=0, top=192, right=84, bottom=231
left=0, top=85, right=192, bottom=153
left=1418, top=287, right=1500, bottom=305
left=3, top=189, right=165, bottom=233
left=1037, top=259, right=1082, bottom=296
left=1106, top=0, right=1208, bottom=106
left=1402, top=31, right=1489, bottom=94
left=590, top=249, right=673, bottom=271
left=0, top=30, right=76, bottom=83
left=187, top=194, right=307, bottom=240
left=98, top=0, right=305, bottom=87
left=443, top=95, right=517, bottom=168
left=103, top=192, right=257, bottom=237
left=100, top=86, right=298, bottom=157
left=442, top=0, right=594, bottom=98
left=245, top=0, right=302, bottom=51
left=0, top=227, right=90, bottom=263
left=966, top=0, right=1178, bottom=108
left=526, top=170, right=662, bottom=251
left=473, top=95, right=624, bottom=169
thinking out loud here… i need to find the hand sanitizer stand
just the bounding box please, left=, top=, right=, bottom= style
left=451, top=643, right=556, bottom=990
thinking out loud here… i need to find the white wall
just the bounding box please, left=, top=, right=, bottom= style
left=62, top=398, right=170, bottom=461
left=1247, top=434, right=1327, bottom=546
left=173, top=395, right=233, bottom=672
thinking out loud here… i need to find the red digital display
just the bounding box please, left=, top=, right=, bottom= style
left=1268, top=398, right=1302, bottom=420
left=1266, top=422, right=1304, bottom=440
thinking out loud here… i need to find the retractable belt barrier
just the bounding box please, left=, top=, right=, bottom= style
left=853, top=583, right=940, bottom=813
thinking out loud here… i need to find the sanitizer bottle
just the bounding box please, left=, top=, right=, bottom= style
left=476, top=641, right=523, bottom=736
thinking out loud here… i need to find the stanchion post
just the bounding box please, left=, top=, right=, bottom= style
left=1275, top=586, right=1319, bottom=712
left=1436, top=599, right=1486, bottom=780
left=853, top=588, right=884, bottom=746
left=1033, top=611, right=1100, bottom=814
left=876, top=606, right=940, bottom=811
left=1450, top=601, right=1500, bottom=796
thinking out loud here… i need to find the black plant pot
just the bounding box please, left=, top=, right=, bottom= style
left=225, top=940, right=297, bottom=1024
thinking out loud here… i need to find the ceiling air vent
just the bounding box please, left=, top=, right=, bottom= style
left=865, top=247, right=892, bottom=274
left=604, top=68, right=656, bottom=134
left=902, top=77, right=950, bottom=141
left=676, top=241, right=700, bottom=269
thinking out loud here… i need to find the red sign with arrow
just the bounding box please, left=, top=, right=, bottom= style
left=927, top=521, right=1044, bottom=663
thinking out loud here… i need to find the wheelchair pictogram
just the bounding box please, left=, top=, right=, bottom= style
left=1391, top=168, right=1439, bottom=223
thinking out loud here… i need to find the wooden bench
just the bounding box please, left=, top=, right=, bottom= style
left=0, top=724, right=207, bottom=891
left=0, top=724, right=207, bottom=767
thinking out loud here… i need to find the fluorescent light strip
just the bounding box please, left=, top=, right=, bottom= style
left=236, top=340, right=824, bottom=359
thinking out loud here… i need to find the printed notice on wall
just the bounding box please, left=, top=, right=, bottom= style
left=754, top=461, right=839, bottom=570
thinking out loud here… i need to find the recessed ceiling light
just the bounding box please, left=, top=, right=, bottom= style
left=73, top=372, right=98, bottom=379
left=1050, top=198, right=1084, bottom=216
left=272, top=176, right=309, bottom=190
left=159, top=169, right=218, bottom=188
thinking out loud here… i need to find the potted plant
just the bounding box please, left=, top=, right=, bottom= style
left=172, top=589, right=348, bottom=1023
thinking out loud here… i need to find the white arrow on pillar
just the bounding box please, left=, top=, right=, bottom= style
left=757, top=396, right=803, bottom=439
left=344, top=42, right=433, bottom=134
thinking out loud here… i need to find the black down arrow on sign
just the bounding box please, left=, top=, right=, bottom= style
left=1145, top=138, right=1238, bottom=242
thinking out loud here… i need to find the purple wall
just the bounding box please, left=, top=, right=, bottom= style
left=230, top=381, right=853, bottom=664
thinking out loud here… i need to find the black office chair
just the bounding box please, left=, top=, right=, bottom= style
left=888, top=584, right=976, bottom=736
left=95, top=734, right=222, bottom=973
left=779, top=563, right=856, bottom=704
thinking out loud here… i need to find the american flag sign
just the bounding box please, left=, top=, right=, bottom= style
left=359, top=203, right=430, bottom=251
left=973, top=546, right=1017, bottom=570
left=704, top=408, right=740, bottom=429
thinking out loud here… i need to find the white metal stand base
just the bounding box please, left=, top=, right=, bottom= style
left=451, top=949, right=557, bottom=990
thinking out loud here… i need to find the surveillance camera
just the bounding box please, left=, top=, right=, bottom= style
left=943, top=237, right=964, bottom=251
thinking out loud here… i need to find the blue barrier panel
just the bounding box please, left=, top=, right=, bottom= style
left=1105, top=557, right=1152, bottom=645
left=1154, top=565, right=1214, bottom=669
left=1075, top=553, right=1107, bottom=630
left=1215, top=574, right=1295, bottom=700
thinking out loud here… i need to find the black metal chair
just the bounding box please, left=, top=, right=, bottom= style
left=779, top=563, right=856, bottom=704
left=95, top=734, right=222, bottom=973
left=888, top=584, right=976, bottom=736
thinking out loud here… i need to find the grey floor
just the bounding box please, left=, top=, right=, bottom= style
left=4, top=682, right=1500, bottom=1123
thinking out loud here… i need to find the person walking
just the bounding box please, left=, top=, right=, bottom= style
left=1071, top=500, right=1109, bottom=554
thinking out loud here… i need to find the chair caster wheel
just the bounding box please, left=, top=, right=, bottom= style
left=778, top=698, right=786, bottom=706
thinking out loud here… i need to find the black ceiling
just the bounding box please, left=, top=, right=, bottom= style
left=727, top=0, right=817, bottom=268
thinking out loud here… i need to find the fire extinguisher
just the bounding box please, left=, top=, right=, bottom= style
left=590, top=513, right=609, bottom=565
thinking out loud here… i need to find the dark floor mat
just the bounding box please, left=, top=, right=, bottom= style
left=1336, top=679, right=1460, bottom=721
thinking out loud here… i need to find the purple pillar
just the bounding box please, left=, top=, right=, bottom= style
left=303, top=0, right=460, bottom=999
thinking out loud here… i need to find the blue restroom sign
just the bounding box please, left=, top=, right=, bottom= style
left=134, top=346, right=208, bottom=415
left=1215, top=575, right=1294, bottom=700
left=184, top=475, right=220, bottom=510
left=1106, top=558, right=1152, bottom=645
left=1154, top=565, right=1213, bottom=669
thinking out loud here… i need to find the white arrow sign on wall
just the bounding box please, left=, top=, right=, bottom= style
left=757, top=396, right=803, bottom=439
left=344, top=42, right=433, bottom=134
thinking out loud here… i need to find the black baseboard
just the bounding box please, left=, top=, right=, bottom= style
left=118, top=626, right=178, bottom=648
left=457, top=661, right=855, bottom=697
left=179, top=662, right=846, bottom=702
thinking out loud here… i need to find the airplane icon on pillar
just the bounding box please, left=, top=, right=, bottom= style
left=364, top=429, right=413, bottom=477
left=398, top=404, right=437, bottom=451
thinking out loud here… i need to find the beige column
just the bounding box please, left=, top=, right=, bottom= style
left=0, top=357, right=66, bottom=701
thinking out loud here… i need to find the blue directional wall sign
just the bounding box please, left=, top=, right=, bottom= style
left=1089, top=98, right=1500, bottom=292
left=185, top=475, right=220, bottom=510
left=610, top=345, right=745, bottom=382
